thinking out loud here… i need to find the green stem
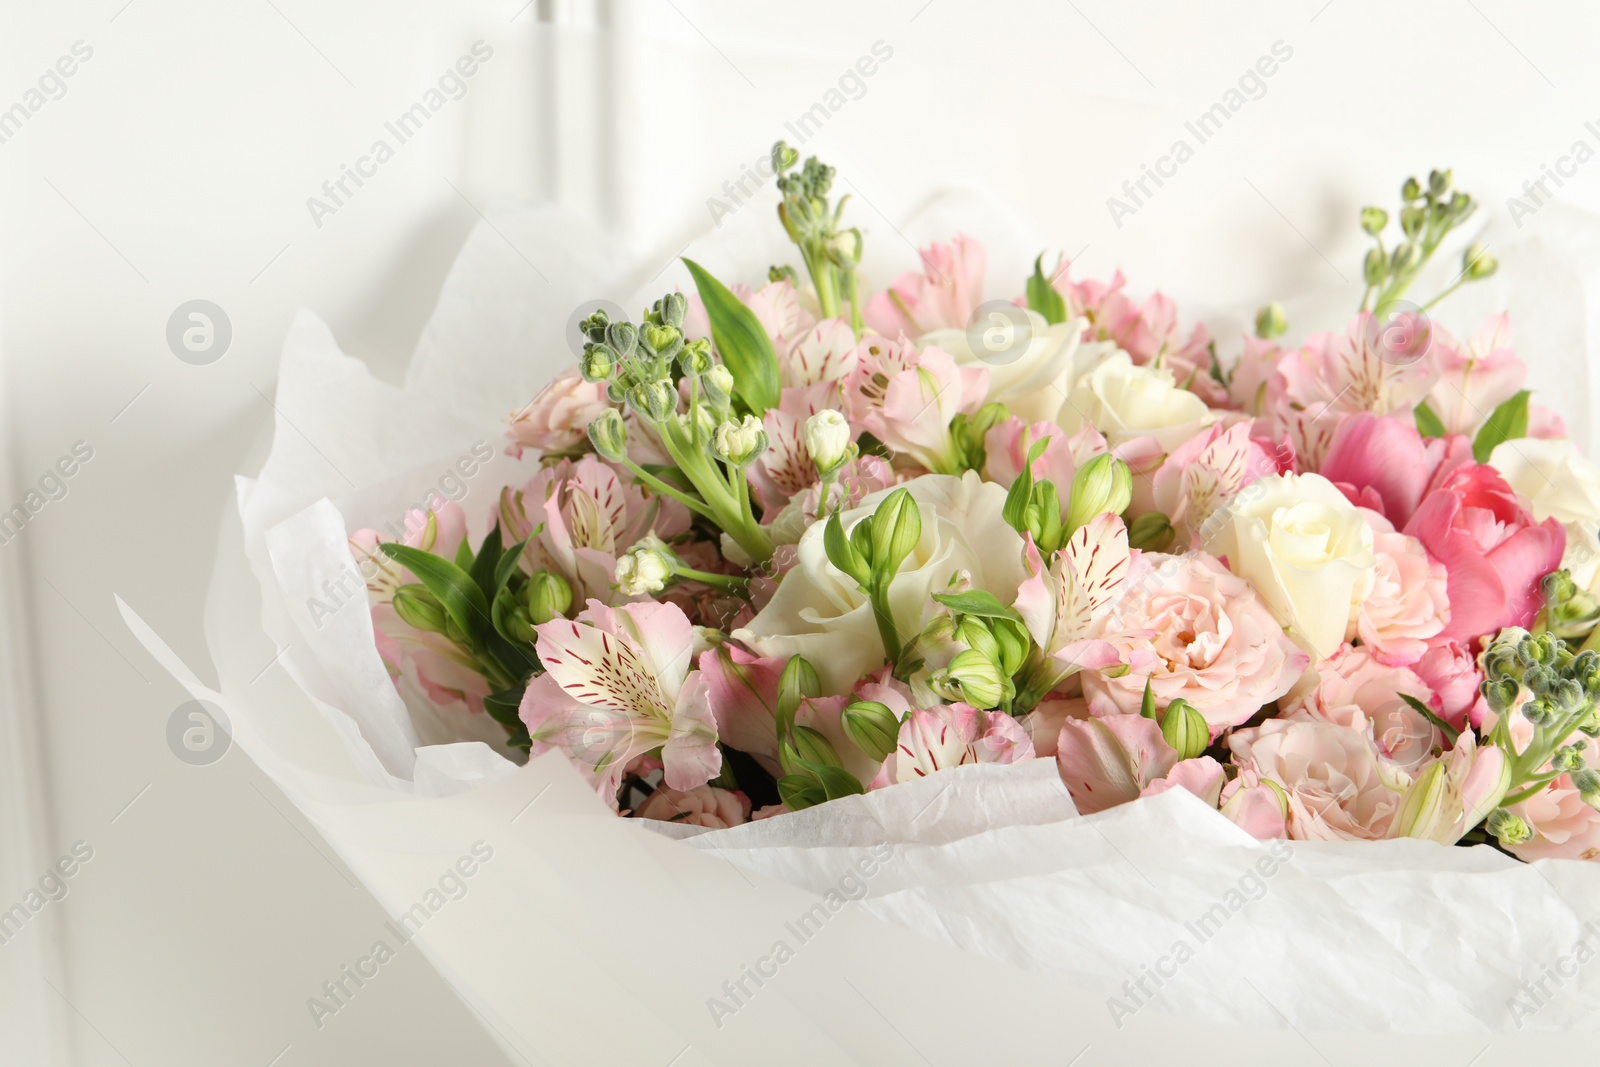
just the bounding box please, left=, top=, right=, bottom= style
left=673, top=565, right=749, bottom=594
left=1502, top=771, right=1566, bottom=809
left=868, top=584, right=902, bottom=663
left=621, top=457, right=717, bottom=520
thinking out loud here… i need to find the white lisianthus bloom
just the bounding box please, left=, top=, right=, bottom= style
left=1490, top=438, right=1600, bottom=591
left=1057, top=350, right=1215, bottom=452
left=733, top=471, right=1027, bottom=694
left=1209, top=472, right=1377, bottom=660
left=920, top=311, right=1113, bottom=423
left=803, top=409, right=852, bottom=473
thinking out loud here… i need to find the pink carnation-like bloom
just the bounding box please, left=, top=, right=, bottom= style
left=864, top=234, right=986, bottom=338
left=870, top=703, right=1035, bottom=789
left=520, top=600, right=720, bottom=807
left=1280, top=645, right=1441, bottom=774
left=1354, top=510, right=1450, bottom=667
left=635, top=784, right=751, bottom=829
left=506, top=366, right=612, bottom=457
left=1228, top=719, right=1405, bottom=841
left=1081, top=552, right=1308, bottom=734
left=1404, top=462, right=1566, bottom=642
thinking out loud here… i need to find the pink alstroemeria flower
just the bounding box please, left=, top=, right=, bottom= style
left=864, top=234, right=986, bottom=338
left=1424, top=314, right=1526, bottom=437
left=520, top=600, right=720, bottom=807
left=982, top=416, right=1109, bottom=491
left=1055, top=713, right=1224, bottom=814
left=869, top=702, right=1035, bottom=789
left=1012, top=512, right=1131, bottom=679
left=506, top=366, right=612, bottom=458
left=1151, top=422, right=1284, bottom=549
left=844, top=336, right=987, bottom=474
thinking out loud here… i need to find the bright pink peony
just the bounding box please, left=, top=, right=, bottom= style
left=864, top=234, right=986, bottom=338
left=1319, top=412, right=1475, bottom=526
left=1081, top=552, right=1307, bottom=734
left=1404, top=463, right=1565, bottom=642
left=635, top=784, right=751, bottom=828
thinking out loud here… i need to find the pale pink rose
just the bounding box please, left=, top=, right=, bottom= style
left=1271, top=312, right=1438, bottom=468
left=870, top=703, right=1035, bottom=789
left=864, top=234, right=986, bottom=338
left=635, top=785, right=751, bottom=829
left=1149, top=423, right=1282, bottom=549
left=1055, top=713, right=1176, bottom=814
left=521, top=600, right=720, bottom=807
left=1228, top=719, right=1405, bottom=841
left=843, top=337, right=987, bottom=474
left=506, top=367, right=612, bottom=457
left=1412, top=640, right=1487, bottom=730
left=1280, top=645, right=1441, bottom=775
left=1082, top=552, right=1308, bottom=733
left=1354, top=510, right=1449, bottom=666
left=982, top=416, right=1108, bottom=490
left=1424, top=314, right=1526, bottom=437
left=500, top=455, right=691, bottom=605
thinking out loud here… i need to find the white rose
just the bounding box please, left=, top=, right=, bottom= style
left=1491, top=438, right=1600, bottom=591
left=1209, top=472, right=1377, bottom=660
left=733, top=471, right=1028, bottom=695
left=1056, top=350, right=1215, bottom=452
left=920, top=311, right=1113, bottom=423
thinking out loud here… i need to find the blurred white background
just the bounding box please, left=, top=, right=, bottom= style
left=4, top=0, right=1600, bottom=1062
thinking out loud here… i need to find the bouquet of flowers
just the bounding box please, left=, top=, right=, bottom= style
left=356, top=146, right=1600, bottom=863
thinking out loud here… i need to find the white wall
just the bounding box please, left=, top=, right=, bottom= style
left=3, top=0, right=1600, bottom=1062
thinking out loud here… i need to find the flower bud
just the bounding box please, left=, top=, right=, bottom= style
left=605, top=320, right=638, bottom=356
left=804, top=409, right=853, bottom=474
left=579, top=308, right=611, bottom=342
left=501, top=600, right=536, bottom=645
left=1481, top=676, right=1521, bottom=714
left=869, top=488, right=923, bottom=579
left=1486, top=808, right=1532, bottom=846
left=678, top=343, right=712, bottom=377
left=580, top=342, right=617, bottom=382
left=842, top=700, right=900, bottom=763
left=1402, top=176, right=1423, bottom=202
left=777, top=656, right=821, bottom=722
left=990, top=617, right=1031, bottom=678
left=1572, top=768, right=1600, bottom=796
left=1428, top=168, right=1452, bottom=198
left=941, top=648, right=1006, bottom=709
left=1556, top=678, right=1586, bottom=713
left=1463, top=243, right=1498, bottom=281
left=1127, top=510, right=1175, bottom=552
left=587, top=408, right=628, bottom=462
left=713, top=414, right=768, bottom=466
left=1394, top=761, right=1448, bottom=841
left=1254, top=302, right=1287, bottom=340
left=524, top=570, right=573, bottom=624
left=1391, top=241, right=1423, bottom=274
left=392, top=584, right=447, bottom=634
left=641, top=322, right=683, bottom=359
left=1160, top=698, right=1209, bottom=761
left=771, top=140, right=799, bottom=175
left=1065, top=454, right=1133, bottom=536
left=1522, top=698, right=1556, bottom=727
left=1359, top=206, right=1388, bottom=236
left=780, top=724, right=842, bottom=775
left=955, top=616, right=1001, bottom=663
left=1552, top=743, right=1587, bottom=774
left=615, top=538, right=675, bottom=596
left=660, top=291, right=688, bottom=328
left=1363, top=248, right=1388, bottom=287
left=701, top=360, right=734, bottom=412
left=628, top=380, right=678, bottom=422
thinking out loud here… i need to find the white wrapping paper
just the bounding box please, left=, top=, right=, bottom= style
left=121, top=188, right=1600, bottom=1055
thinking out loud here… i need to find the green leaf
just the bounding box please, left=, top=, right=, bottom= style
left=933, top=590, right=1023, bottom=623
left=483, top=686, right=531, bottom=751
left=494, top=539, right=528, bottom=596
left=454, top=536, right=475, bottom=571
left=1140, top=677, right=1159, bottom=721
left=1026, top=254, right=1067, bottom=325
left=683, top=258, right=781, bottom=414
left=469, top=525, right=503, bottom=600
left=1399, top=692, right=1461, bottom=746
left=1472, top=389, right=1530, bottom=463
left=1414, top=400, right=1446, bottom=439
left=379, top=544, right=491, bottom=645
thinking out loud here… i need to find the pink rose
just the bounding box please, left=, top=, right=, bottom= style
left=1412, top=640, right=1487, bottom=730
left=1354, top=511, right=1449, bottom=666
left=636, top=785, right=751, bottom=829
left=864, top=234, right=986, bottom=338
left=1228, top=719, right=1405, bottom=841
left=1280, top=645, right=1441, bottom=774
left=1082, top=553, right=1308, bottom=734
left=1404, top=463, right=1566, bottom=642
left=870, top=703, right=1034, bottom=789
left=506, top=367, right=612, bottom=457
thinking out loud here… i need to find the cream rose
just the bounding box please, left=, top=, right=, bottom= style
left=920, top=311, right=1113, bottom=423
left=1209, top=471, right=1376, bottom=660
left=1490, top=438, right=1600, bottom=592
left=734, top=471, right=1028, bottom=694
left=1056, top=350, right=1215, bottom=452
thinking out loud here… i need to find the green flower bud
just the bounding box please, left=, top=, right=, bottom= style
left=1127, top=511, right=1176, bottom=552
left=1572, top=769, right=1600, bottom=796
left=777, top=656, right=821, bottom=723
left=842, top=700, right=900, bottom=763
left=991, top=617, right=1031, bottom=678
left=1552, top=743, right=1588, bottom=774
left=660, top=291, right=688, bottom=328
left=1481, top=676, right=1521, bottom=714
left=768, top=264, right=798, bottom=285
left=605, top=320, right=638, bottom=356
left=1522, top=699, right=1556, bottom=727
left=780, top=724, right=843, bottom=775
left=1428, top=168, right=1452, bottom=198
left=1160, top=698, right=1209, bottom=761
left=1463, top=243, right=1498, bottom=281
left=956, top=616, right=1001, bottom=663
left=641, top=322, right=683, bottom=359
left=1363, top=247, right=1388, bottom=287
left=678, top=343, right=712, bottom=377
left=1524, top=664, right=1557, bottom=698
left=579, top=308, right=611, bottom=342
left=712, top=414, right=768, bottom=466
left=771, top=140, right=799, bottom=175
left=525, top=570, right=573, bottom=624
left=1402, top=176, right=1423, bottom=202
left=1391, top=241, right=1423, bottom=274
left=1065, top=454, right=1133, bottom=536
left=942, top=648, right=1006, bottom=710
left=824, top=512, right=872, bottom=587
left=1359, top=206, right=1389, bottom=236
left=869, top=488, right=923, bottom=580
left=1448, top=190, right=1474, bottom=219
left=628, top=380, right=678, bottom=422
left=580, top=342, right=618, bottom=382
left=1254, top=301, right=1288, bottom=339
left=701, top=360, right=734, bottom=412
left=587, top=408, right=628, bottom=462
left=392, top=584, right=447, bottom=634
left=1395, top=761, right=1448, bottom=841
left=501, top=601, right=536, bottom=645
left=1556, top=678, right=1587, bottom=713
left=1486, top=808, right=1532, bottom=846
